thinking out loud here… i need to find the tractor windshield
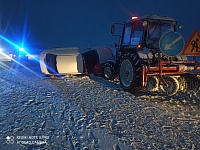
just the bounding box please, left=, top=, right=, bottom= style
left=147, top=21, right=175, bottom=49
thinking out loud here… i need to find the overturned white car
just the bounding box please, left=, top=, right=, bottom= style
left=39, top=47, right=115, bottom=76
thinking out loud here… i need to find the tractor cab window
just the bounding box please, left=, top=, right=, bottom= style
left=123, top=23, right=132, bottom=45
left=147, top=21, right=175, bottom=49
left=122, top=22, right=143, bottom=46
left=130, top=22, right=143, bottom=45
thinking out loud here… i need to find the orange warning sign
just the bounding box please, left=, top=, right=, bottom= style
left=181, top=29, right=200, bottom=56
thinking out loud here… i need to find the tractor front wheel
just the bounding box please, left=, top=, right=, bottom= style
left=103, top=61, right=116, bottom=80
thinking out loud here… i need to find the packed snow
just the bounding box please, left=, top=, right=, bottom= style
left=0, top=61, right=199, bottom=149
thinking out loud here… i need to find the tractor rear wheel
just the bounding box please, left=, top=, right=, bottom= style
left=119, top=53, right=141, bottom=92
left=161, top=76, right=179, bottom=96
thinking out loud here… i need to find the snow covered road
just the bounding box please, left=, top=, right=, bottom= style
left=0, top=61, right=200, bottom=149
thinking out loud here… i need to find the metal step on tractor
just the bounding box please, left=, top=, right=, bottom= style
left=102, top=14, right=200, bottom=96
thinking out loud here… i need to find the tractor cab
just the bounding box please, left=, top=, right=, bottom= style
left=121, top=14, right=177, bottom=51
left=111, top=14, right=181, bottom=64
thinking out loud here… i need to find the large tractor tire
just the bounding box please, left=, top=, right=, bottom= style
left=161, top=76, right=179, bottom=96
left=102, top=61, right=116, bottom=80
left=184, top=75, right=200, bottom=92
left=119, top=53, right=141, bottom=92
left=146, top=76, right=159, bottom=92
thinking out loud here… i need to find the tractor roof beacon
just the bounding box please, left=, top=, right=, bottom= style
left=106, top=14, right=200, bottom=96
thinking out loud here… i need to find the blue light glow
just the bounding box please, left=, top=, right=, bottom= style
left=0, top=35, right=22, bottom=51
left=0, top=34, right=63, bottom=76
left=0, top=34, right=40, bottom=62
left=19, top=47, right=25, bottom=52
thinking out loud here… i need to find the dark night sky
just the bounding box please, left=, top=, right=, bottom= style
left=0, top=0, right=200, bottom=53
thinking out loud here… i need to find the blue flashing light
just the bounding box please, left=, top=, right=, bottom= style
left=19, top=47, right=25, bottom=52
left=0, top=34, right=41, bottom=63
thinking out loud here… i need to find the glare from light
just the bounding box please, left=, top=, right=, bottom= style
left=132, top=16, right=138, bottom=20
left=0, top=48, right=3, bottom=52
left=0, top=35, right=22, bottom=50
left=137, top=44, right=142, bottom=49
left=0, top=34, right=65, bottom=78
left=19, top=47, right=25, bottom=52
left=0, top=50, right=13, bottom=60
left=0, top=34, right=41, bottom=62
left=0, top=50, right=41, bottom=77
left=0, top=34, right=43, bottom=77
